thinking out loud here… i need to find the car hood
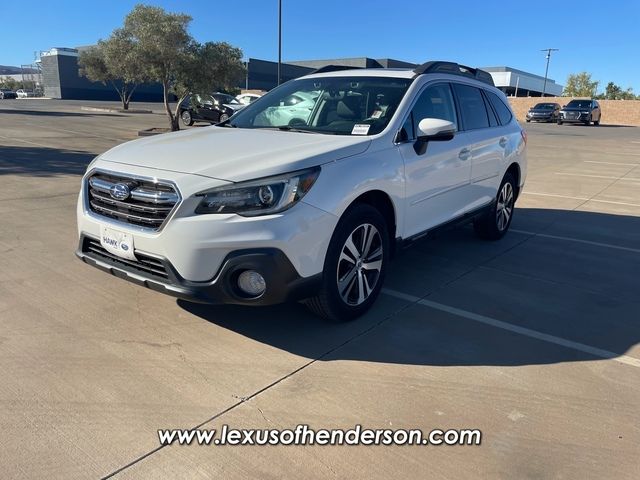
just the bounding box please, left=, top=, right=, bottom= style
left=100, top=126, right=371, bottom=183
left=561, top=107, right=589, bottom=111
left=529, top=109, right=553, bottom=113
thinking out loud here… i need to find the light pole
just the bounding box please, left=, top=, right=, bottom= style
left=541, top=48, right=558, bottom=97
left=277, top=0, right=282, bottom=86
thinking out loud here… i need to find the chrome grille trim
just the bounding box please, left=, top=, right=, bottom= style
left=84, top=168, right=182, bottom=232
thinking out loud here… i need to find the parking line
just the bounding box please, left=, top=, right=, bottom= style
left=522, top=191, right=589, bottom=200
left=554, top=172, right=630, bottom=180
left=510, top=229, right=640, bottom=254
left=382, top=288, right=640, bottom=368
left=584, top=160, right=638, bottom=166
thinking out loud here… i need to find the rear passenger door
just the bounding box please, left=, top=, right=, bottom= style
left=451, top=83, right=505, bottom=210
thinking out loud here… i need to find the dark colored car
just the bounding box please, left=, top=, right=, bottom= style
left=180, top=93, right=243, bottom=126
left=0, top=89, right=17, bottom=99
left=525, top=102, right=560, bottom=123
left=558, top=99, right=601, bottom=126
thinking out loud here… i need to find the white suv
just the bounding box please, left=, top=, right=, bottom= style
left=76, top=61, right=527, bottom=321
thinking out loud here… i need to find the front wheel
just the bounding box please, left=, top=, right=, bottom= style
left=304, top=204, right=389, bottom=321
left=474, top=173, right=516, bottom=240
left=181, top=110, right=194, bottom=126
left=219, top=113, right=229, bottom=123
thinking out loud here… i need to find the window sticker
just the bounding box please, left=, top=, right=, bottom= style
left=351, top=124, right=371, bottom=135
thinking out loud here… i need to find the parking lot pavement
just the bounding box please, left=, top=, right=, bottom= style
left=1, top=101, right=640, bottom=479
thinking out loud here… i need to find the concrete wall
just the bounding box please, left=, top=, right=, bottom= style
left=507, top=97, right=640, bottom=126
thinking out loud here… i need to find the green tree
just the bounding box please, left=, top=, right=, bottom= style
left=78, top=29, right=147, bottom=110
left=563, top=72, right=599, bottom=97
left=603, top=81, right=635, bottom=100
left=0, top=76, right=18, bottom=90
left=120, top=4, right=245, bottom=131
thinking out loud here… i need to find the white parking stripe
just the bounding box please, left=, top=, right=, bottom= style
left=521, top=191, right=640, bottom=208
left=510, top=229, right=640, bottom=254
left=382, top=288, right=640, bottom=368
left=554, top=172, right=632, bottom=180
left=521, top=191, right=589, bottom=200
left=584, top=160, right=638, bottom=166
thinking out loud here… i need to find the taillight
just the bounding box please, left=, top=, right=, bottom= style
left=521, top=129, right=527, bottom=145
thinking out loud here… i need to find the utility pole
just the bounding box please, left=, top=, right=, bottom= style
left=277, top=0, right=282, bottom=86
left=541, top=48, right=559, bottom=97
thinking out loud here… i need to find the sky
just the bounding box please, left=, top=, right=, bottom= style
left=2, top=0, right=640, bottom=93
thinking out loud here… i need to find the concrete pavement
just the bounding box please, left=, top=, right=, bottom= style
left=1, top=99, right=639, bottom=479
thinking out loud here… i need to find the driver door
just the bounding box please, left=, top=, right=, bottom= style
left=397, top=83, right=473, bottom=238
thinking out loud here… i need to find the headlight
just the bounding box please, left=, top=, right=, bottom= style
left=195, top=167, right=320, bottom=216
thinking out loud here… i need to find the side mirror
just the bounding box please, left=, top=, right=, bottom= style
left=417, top=118, right=456, bottom=141
left=414, top=118, right=456, bottom=155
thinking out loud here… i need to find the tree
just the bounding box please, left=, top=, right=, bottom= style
left=121, top=4, right=245, bottom=131
left=0, top=76, right=18, bottom=90
left=563, top=72, right=599, bottom=97
left=602, top=81, right=636, bottom=100
left=78, top=29, right=147, bottom=110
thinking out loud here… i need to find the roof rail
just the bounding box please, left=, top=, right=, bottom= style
left=309, top=65, right=364, bottom=75
left=413, top=61, right=495, bottom=87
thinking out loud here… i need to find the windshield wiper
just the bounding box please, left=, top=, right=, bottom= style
left=276, top=126, right=320, bottom=134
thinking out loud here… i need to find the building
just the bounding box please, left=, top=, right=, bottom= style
left=481, top=66, right=563, bottom=97
left=37, top=47, right=563, bottom=101
left=40, top=47, right=164, bottom=101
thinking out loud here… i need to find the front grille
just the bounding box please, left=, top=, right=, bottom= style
left=86, top=171, right=180, bottom=230
left=82, top=237, right=170, bottom=280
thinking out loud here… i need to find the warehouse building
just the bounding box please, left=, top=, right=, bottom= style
left=38, top=47, right=563, bottom=100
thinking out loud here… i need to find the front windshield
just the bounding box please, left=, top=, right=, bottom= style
left=227, top=76, right=413, bottom=135
left=534, top=103, right=555, bottom=109
left=214, top=94, right=240, bottom=105
left=566, top=100, right=592, bottom=109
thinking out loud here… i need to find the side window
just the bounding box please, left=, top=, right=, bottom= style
left=453, top=84, right=490, bottom=130
left=410, top=83, right=458, bottom=134
left=486, top=91, right=513, bottom=126
left=482, top=91, right=499, bottom=127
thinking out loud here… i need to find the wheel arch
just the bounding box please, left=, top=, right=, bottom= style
left=505, top=162, right=522, bottom=199
left=346, top=190, right=398, bottom=256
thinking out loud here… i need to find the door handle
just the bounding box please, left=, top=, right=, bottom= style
left=499, top=137, right=508, bottom=148
left=458, top=148, right=471, bottom=161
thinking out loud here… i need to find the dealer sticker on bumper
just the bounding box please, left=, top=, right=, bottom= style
left=100, top=226, right=137, bottom=261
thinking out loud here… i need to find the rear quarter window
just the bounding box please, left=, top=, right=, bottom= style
left=486, top=91, right=513, bottom=125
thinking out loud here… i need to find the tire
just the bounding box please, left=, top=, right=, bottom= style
left=525, top=119, right=530, bottom=123
left=304, top=204, right=389, bottom=322
left=219, top=113, right=229, bottom=123
left=557, top=120, right=563, bottom=125
left=594, top=117, right=600, bottom=126
left=473, top=173, right=517, bottom=240
left=181, top=110, right=194, bottom=126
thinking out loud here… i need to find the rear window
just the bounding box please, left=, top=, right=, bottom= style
left=453, top=84, right=489, bottom=130
left=487, top=91, right=513, bottom=125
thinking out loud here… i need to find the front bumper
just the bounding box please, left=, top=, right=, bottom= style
left=76, top=234, right=321, bottom=305
left=526, top=114, right=554, bottom=122
left=559, top=113, right=590, bottom=123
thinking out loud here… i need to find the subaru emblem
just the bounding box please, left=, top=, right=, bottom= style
left=110, top=183, right=131, bottom=201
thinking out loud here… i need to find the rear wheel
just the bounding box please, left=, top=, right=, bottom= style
left=181, top=110, right=194, bottom=126
left=474, top=173, right=516, bottom=240
left=557, top=120, right=563, bottom=125
left=304, top=204, right=389, bottom=321
left=219, top=113, right=230, bottom=123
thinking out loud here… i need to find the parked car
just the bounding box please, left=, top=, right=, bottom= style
left=236, top=93, right=262, bottom=105
left=179, top=93, right=240, bottom=126
left=525, top=102, right=560, bottom=123
left=76, top=61, right=526, bottom=321
left=212, top=92, right=245, bottom=113
left=0, top=89, right=17, bottom=99
left=253, top=91, right=319, bottom=127
left=558, top=99, right=601, bottom=126
left=16, top=89, right=36, bottom=98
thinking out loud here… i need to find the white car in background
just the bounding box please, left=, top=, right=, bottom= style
left=236, top=93, right=262, bottom=105
left=76, top=61, right=526, bottom=321
left=16, top=89, right=36, bottom=98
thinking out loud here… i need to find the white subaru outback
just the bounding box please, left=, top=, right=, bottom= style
left=76, top=61, right=527, bottom=321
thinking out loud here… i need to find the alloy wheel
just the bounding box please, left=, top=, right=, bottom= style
left=336, top=223, right=383, bottom=306
left=496, top=182, right=514, bottom=231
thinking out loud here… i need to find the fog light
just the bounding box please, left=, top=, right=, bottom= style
left=237, top=270, right=266, bottom=296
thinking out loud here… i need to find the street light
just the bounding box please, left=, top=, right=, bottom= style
left=277, top=0, right=282, bottom=86
left=541, top=48, right=559, bottom=97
